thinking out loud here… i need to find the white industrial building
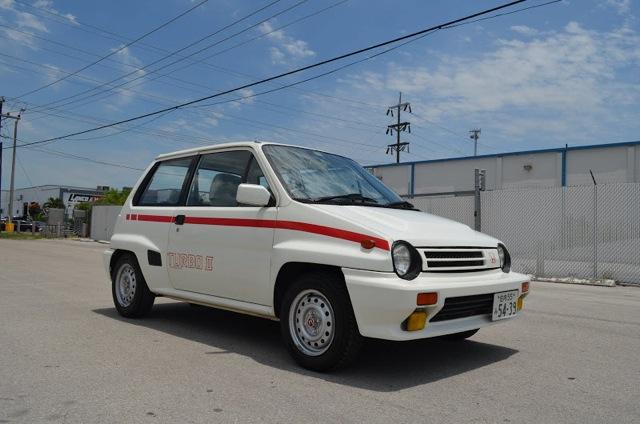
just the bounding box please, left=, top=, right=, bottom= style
left=0, top=185, right=107, bottom=219
left=366, top=140, right=640, bottom=197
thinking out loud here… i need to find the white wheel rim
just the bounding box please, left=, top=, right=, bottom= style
left=115, top=263, right=137, bottom=307
left=289, top=289, right=335, bottom=356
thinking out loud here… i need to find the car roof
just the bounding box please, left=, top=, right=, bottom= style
left=154, top=141, right=339, bottom=161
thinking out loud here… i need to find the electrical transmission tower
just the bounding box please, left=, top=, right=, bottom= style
left=386, top=92, right=411, bottom=163
left=469, top=128, right=481, bottom=156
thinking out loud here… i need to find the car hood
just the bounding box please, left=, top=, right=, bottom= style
left=314, top=204, right=500, bottom=247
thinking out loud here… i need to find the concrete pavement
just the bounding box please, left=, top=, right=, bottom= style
left=1, top=239, right=639, bottom=423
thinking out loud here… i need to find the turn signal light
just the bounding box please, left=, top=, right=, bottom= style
left=521, top=282, right=530, bottom=294
left=360, top=239, right=376, bottom=249
left=406, top=310, right=427, bottom=331
left=417, top=292, right=438, bottom=306
left=517, top=295, right=524, bottom=311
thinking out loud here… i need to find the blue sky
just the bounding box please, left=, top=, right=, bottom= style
left=0, top=0, right=638, bottom=189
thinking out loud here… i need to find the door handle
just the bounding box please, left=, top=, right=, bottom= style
left=174, top=215, right=185, bottom=225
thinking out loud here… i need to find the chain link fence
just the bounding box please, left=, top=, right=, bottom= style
left=408, top=182, right=640, bottom=284
left=410, top=195, right=475, bottom=228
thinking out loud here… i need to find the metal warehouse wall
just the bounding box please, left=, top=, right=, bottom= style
left=0, top=186, right=60, bottom=217
left=367, top=141, right=640, bottom=196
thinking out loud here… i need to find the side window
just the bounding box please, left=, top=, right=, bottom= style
left=135, top=157, right=193, bottom=206
left=187, top=150, right=252, bottom=207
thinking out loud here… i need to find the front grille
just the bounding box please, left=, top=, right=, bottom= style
left=424, top=251, right=483, bottom=259
left=421, top=247, right=500, bottom=272
left=427, top=260, right=485, bottom=268
left=430, top=293, right=493, bottom=322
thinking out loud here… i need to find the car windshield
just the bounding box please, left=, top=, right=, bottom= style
left=262, top=145, right=411, bottom=208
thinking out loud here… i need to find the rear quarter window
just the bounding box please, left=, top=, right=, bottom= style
left=133, top=157, right=194, bottom=206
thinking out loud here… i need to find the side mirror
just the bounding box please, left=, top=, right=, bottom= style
left=236, top=184, right=271, bottom=207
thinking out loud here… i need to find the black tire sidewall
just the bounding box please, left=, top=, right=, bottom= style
left=280, top=271, right=361, bottom=371
left=111, top=254, right=153, bottom=318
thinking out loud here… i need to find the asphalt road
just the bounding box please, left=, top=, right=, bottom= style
left=1, top=239, right=639, bottom=424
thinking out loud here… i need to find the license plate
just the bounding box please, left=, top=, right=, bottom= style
left=492, top=290, right=519, bottom=321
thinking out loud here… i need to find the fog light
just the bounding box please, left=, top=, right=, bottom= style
left=405, top=310, right=427, bottom=331
left=517, top=295, right=524, bottom=311
left=417, top=292, right=438, bottom=306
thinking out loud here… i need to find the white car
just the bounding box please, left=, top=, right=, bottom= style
left=104, top=142, right=529, bottom=371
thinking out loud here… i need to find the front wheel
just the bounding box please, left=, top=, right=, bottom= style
left=280, top=272, right=362, bottom=372
left=111, top=254, right=155, bottom=318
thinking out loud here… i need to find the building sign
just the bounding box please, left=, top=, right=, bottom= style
left=65, top=193, right=103, bottom=204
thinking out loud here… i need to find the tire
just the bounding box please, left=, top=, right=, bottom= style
left=111, top=253, right=155, bottom=318
left=280, top=271, right=362, bottom=372
left=440, top=329, right=479, bottom=341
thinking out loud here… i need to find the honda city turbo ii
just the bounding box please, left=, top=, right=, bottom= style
left=104, top=142, right=529, bottom=371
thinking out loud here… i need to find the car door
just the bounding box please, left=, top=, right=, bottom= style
left=127, top=156, right=196, bottom=289
left=167, top=149, right=276, bottom=306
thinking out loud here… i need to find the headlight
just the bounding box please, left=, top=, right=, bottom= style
left=497, top=243, right=511, bottom=273
left=392, top=241, right=422, bottom=280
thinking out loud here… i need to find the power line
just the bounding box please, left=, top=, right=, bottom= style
left=10, top=0, right=563, bottom=154
left=28, top=0, right=301, bottom=112
left=0, top=0, right=348, bottom=126
left=7, top=1, right=534, bottom=150
left=12, top=0, right=211, bottom=99
left=4, top=0, right=347, bottom=109
left=1, top=134, right=145, bottom=172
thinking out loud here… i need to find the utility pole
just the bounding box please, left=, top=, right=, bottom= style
left=469, top=128, right=481, bottom=156
left=1, top=108, right=25, bottom=225
left=386, top=92, right=411, bottom=163
left=0, top=96, right=4, bottom=218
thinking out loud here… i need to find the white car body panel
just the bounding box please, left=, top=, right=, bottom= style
left=105, top=141, right=529, bottom=341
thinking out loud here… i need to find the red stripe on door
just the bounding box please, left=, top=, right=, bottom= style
left=127, top=214, right=389, bottom=250
left=135, top=214, right=174, bottom=223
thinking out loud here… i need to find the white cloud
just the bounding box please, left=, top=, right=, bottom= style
left=605, top=0, right=631, bottom=14
left=510, top=25, right=539, bottom=36
left=42, top=63, right=65, bottom=84
left=259, top=21, right=315, bottom=64
left=336, top=22, right=640, bottom=147
left=229, top=88, right=255, bottom=109
left=16, top=12, right=48, bottom=32
left=112, top=46, right=146, bottom=104
left=2, top=27, right=38, bottom=49
left=0, top=0, right=14, bottom=10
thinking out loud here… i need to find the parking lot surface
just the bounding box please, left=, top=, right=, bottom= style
left=1, top=239, right=639, bottom=423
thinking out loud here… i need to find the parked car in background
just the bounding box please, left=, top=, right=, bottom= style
left=104, top=141, right=530, bottom=371
left=0, top=216, right=45, bottom=232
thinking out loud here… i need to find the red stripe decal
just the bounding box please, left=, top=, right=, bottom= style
left=128, top=214, right=389, bottom=250
left=184, top=217, right=389, bottom=250
left=136, top=214, right=174, bottom=223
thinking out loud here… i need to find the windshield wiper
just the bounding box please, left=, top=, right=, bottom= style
left=313, top=193, right=379, bottom=203
left=385, top=200, right=418, bottom=210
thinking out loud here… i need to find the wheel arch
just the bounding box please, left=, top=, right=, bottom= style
left=273, top=262, right=345, bottom=318
left=109, top=249, right=139, bottom=275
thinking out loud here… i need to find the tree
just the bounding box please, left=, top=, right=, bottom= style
left=28, top=202, right=42, bottom=217
left=75, top=188, right=131, bottom=215
left=95, top=188, right=131, bottom=206
left=43, top=197, right=64, bottom=210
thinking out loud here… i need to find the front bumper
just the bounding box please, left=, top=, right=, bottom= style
left=343, top=268, right=529, bottom=341
left=103, top=249, right=114, bottom=280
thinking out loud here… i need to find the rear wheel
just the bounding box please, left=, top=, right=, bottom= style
left=111, top=254, right=155, bottom=318
left=280, top=271, right=362, bottom=372
left=441, top=329, right=479, bottom=341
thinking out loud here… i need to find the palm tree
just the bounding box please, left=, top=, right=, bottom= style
left=43, top=197, right=64, bottom=210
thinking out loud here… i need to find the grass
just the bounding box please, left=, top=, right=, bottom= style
left=0, top=231, right=43, bottom=240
